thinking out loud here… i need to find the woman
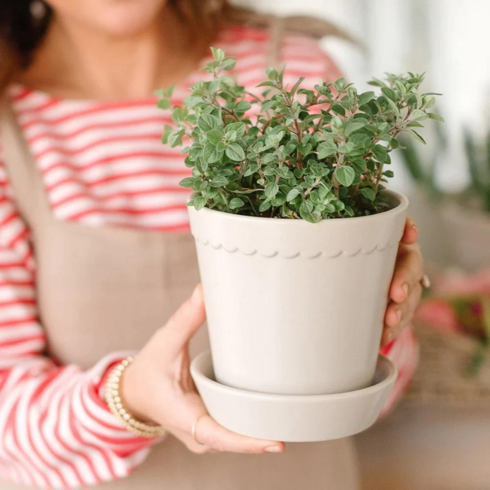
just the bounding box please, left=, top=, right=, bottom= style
left=0, top=1, right=422, bottom=488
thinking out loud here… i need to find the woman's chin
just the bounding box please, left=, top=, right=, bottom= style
left=57, top=0, right=168, bottom=38
left=92, top=5, right=165, bottom=37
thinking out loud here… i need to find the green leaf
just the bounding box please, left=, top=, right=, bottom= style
left=193, top=196, right=207, bottom=211
left=161, top=125, right=173, bottom=144
left=337, top=142, right=355, bottom=154
left=287, top=188, right=301, bottom=202
left=203, top=143, right=223, bottom=163
left=412, top=109, right=429, bottom=121
left=372, top=145, right=391, bottom=164
left=290, top=77, right=305, bottom=95
left=317, top=142, right=337, bottom=159
left=428, top=113, right=445, bottom=123
left=358, top=91, right=375, bottom=106
left=259, top=200, right=272, bottom=213
left=331, top=104, right=346, bottom=116
left=265, top=182, right=279, bottom=199
left=345, top=121, right=366, bottom=136
left=407, top=130, right=427, bottom=145
left=225, top=143, right=246, bottom=161
left=210, top=175, right=229, bottom=188
left=156, top=99, right=170, bottom=110
left=179, top=177, right=197, bottom=189
left=266, top=67, right=279, bottom=81
left=198, top=114, right=220, bottom=132
left=256, top=81, right=277, bottom=88
left=272, top=194, right=287, bottom=206
left=235, top=101, right=252, bottom=113
left=206, top=129, right=223, bottom=145
left=211, top=47, right=225, bottom=62
left=368, top=78, right=387, bottom=88
left=385, top=97, right=401, bottom=118
left=299, top=201, right=315, bottom=222
left=171, top=107, right=186, bottom=124
left=360, top=187, right=376, bottom=201
left=225, top=122, right=246, bottom=138
left=168, top=133, right=182, bottom=148
left=221, top=58, right=236, bottom=71
left=298, top=143, right=313, bottom=156
left=184, top=96, right=205, bottom=108
left=229, top=198, right=245, bottom=210
left=335, top=166, right=355, bottom=187
left=381, top=87, right=397, bottom=101
left=351, top=159, right=367, bottom=173
left=244, top=163, right=258, bottom=177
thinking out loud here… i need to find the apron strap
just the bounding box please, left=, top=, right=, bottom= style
left=267, top=17, right=285, bottom=70
left=0, top=102, right=52, bottom=230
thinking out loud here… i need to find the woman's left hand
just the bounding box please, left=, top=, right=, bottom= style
left=381, top=217, right=424, bottom=347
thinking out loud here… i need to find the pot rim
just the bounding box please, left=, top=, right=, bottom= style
left=189, top=189, right=409, bottom=226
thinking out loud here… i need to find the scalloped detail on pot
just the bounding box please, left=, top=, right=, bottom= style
left=194, top=237, right=398, bottom=259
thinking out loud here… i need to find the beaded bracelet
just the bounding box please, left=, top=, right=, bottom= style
left=105, top=357, right=167, bottom=439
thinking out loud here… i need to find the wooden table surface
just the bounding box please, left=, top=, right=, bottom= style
left=355, top=402, right=490, bottom=490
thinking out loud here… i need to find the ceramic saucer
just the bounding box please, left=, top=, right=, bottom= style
left=191, top=351, right=397, bottom=442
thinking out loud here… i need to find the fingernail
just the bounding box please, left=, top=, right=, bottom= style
left=191, top=284, right=202, bottom=305
left=264, top=445, right=283, bottom=453
left=402, top=283, right=409, bottom=299
left=412, top=224, right=418, bottom=237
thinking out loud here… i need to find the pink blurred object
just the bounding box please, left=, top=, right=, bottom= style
left=434, top=268, right=490, bottom=296
left=415, top=268, right=490, bottom=339
left=416, top=299, right=461, bottom=334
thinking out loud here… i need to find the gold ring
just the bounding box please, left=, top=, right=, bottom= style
left=191, top=414, right=207, bottom=445
left=420, top=274, right=431, bottom=289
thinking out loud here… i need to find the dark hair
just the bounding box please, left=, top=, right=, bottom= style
left=0, top=0, right=231, bottom=92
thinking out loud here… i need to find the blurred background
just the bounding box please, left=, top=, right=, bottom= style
left=235, top=1, right=490, bottom=489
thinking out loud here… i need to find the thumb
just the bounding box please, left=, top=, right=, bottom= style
left=401, top=217, right=419, bottom=245
left=164, top=284, right=206, bottom=353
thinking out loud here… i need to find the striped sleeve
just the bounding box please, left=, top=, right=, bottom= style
left=0, top=161, right=155, bottom=488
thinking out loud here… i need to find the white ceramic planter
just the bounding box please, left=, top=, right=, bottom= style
left=189, top=191, right=408, bottom=395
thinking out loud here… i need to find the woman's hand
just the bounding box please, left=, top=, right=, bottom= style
left=381, top=218, right=424, bottom=347
left=120, top=285, right=285, bottom=455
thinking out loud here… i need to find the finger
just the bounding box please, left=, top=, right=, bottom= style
left=171, top=427, right=213, bottom=455
left=401, top=217, right=419, bottom=245
left=384, top=300, right=402, bottom=329
left=164, top=284, right=206, bottom=353
left=383, top=284, right=422, bottom=344
left=386, top=281, right=423, bottom=329
left=396, top=283, right=423, bottom=328
left=196, top=415, right=285, bottom=454
left=389, top=245, right=423, bottom=303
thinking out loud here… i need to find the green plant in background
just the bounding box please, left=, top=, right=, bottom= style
left=158, top=48, right=442, bottom=223
left=399, top=113, right=490, bottom=214
left=464, top=129, right=490, bottom=213
left=398, top=118, right=447, bottom=201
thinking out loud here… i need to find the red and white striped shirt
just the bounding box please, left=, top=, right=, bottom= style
left=0, top=26, right=418, bottom=488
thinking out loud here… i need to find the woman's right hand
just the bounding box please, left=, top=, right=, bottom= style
left=120, top=284, right=285, bottom=455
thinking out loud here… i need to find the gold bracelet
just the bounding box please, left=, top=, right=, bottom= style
left=105, top=357, right=167, bottom=439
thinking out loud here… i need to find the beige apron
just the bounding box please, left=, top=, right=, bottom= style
left=0, top=100, right=359, bottom=490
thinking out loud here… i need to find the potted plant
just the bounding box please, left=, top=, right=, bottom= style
left=158, top=48, right=442, bottom=396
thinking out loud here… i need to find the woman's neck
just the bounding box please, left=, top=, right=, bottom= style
left=19, top=7, right=202, bottom=101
